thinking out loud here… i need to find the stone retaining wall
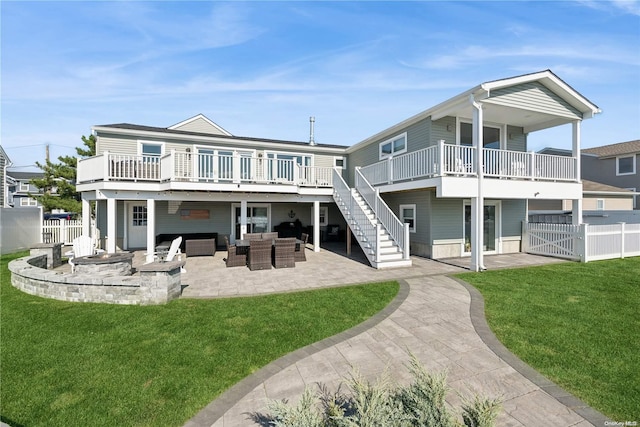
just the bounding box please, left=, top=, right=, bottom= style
left=9, top=253, right=183, bottom=305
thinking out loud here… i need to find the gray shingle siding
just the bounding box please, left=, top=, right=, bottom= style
left=489, top=82, right=583, bottom=119
left=501, top=199, right=526, bottom=237
left=431, top=117, right=455, bottom=145
left=430, top=197, right=464, bottom=241
left=506, top=126, right=526, bottom=151
left=381, top=189, right=431, bottom=246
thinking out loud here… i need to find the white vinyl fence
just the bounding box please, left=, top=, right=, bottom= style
left=522, top=221, right=640, bottom=262
left=42, top=219, right=83, bottom=245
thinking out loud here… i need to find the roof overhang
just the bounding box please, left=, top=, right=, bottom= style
left=348, top=70, right=601, bottom=153
left=92, top=125, right=348, bottom=155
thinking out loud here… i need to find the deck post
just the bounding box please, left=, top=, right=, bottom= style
left=103, top=151, right=110, bottom=181
left=313, top=201, right=320, bottom=252
left=146, top=198, right=156, bottom=264
left=107, top=198, right=117, bottom=253
left=82, top=197, right=91, bottom=237
left=240, top=200, right=247, bottom=240
left=572, top=120, right=581, bottom=181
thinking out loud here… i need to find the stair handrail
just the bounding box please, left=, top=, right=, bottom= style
left=332, top=169, right=378, bottom=261
left=355, top=167, right=409, bottom=260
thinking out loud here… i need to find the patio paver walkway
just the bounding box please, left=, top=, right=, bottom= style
left=179, top=248, right=605, bottom=427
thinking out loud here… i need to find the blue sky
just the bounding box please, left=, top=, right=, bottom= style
left=2, top=1, right=639, bottom=171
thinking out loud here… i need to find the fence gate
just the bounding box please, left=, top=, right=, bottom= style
left=522, top=222, right=581, bottom=261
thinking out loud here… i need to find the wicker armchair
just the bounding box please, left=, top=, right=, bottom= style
left=243, top=233, right=263, bottom=241
left=295, top=233, right=308, bottom=262
left=262, top=232, right=279, bottom=240
left=224, top=236, right=246, bottom=267
left=248, top=239, right=272, bottom=271
left=273, top=238, right=296, bottom=269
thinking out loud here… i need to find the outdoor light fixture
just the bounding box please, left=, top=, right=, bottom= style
left=288, top=209, right=296, bottom=218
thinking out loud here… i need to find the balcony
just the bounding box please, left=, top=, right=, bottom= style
left=359, top=142, right=580, bottom=199
left=77, top=151, right=335, bottom=192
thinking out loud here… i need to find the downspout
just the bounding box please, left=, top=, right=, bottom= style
left=470, top=95, right=486, bottom=271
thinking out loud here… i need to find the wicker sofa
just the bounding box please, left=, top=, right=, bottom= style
left=155, top=233, right=218, bottom=257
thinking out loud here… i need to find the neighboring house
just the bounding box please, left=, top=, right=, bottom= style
left=0, top=145, right=12, bottom=207
left=6, top=171, right=45, bottom=208
left=582, top=140, right=640, bottom=209
left=76, top=70, right=600, bottom=271
left=529, top=180, right=636, bottom=222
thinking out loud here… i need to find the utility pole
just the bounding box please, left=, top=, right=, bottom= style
left=45, top=143, right=50, bottom=162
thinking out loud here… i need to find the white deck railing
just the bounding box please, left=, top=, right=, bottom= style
left=360, top=142, right=577, bottom=185
left=78, top=151, right=334, bottom=188
left=355, top=168, right=409, bottom=260
left=333, top=169, right=377, bottom=261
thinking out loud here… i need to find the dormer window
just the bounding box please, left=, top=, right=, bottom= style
left=379, top=133, right=407, bottom=160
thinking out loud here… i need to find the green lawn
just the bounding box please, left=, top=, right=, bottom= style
left=0, top=252, right=399, bottom=427
left=457, top=257, right=640, bottom=422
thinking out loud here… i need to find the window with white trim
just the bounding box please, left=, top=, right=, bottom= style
left=399, top=204, right=416, bottom=232
left=140, top=142, right=163, bottom=158
left=20, top=197, right=38, bottom=207
left=596, top=199, right=605, bottom=211
left=617, top=155, right=636, bottom=175
left=20, top=181, right=30, bottom=192
left=312, top=206, right=328, bottom=226
left=379, top=133, right=407, bottom=160
left=334, top=156, right=346, bottom=169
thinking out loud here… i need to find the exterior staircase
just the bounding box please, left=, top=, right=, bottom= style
left=333, top=169, right=412, bottom=269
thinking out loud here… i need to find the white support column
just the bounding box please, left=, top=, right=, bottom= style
left=572, top=120, right=581, bottom=182
left=82, top=197, right=91, bottom=237
left=470, top=96, right=485, bottom=271
left=240, top=200, right=247, bottom=239
left=572, top=199, right=582, bottom=225
left=470, top=197, right=481, bottom=272
left=313, top=201, right=320, bottom=252
left=146, top=198, right=156, bottom=264
left=107, top=198, right=117, bottom=253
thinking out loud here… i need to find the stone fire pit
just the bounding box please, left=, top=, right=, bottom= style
left=73, top=252, right=134, bottom=276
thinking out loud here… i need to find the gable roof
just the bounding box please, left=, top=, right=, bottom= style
left=0, top=145, right=11, bottom=165
left=348, top=70, right=600, bottom=153
left=168, top=114, right=232, bottom=136
left=582, top=140, right=640, bottom=158
left=94, top=123, right=347, bottom=151
left=582, top=179, right=636, bottom=195
left=7, top=171, right=44, bottom=180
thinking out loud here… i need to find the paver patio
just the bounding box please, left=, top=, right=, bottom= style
left=172, top=245, right=603, bottom=427
left=53, top=244, right=601, bottom=426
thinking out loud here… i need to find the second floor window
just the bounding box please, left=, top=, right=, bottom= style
left=141, top=142, right=163, bottom=162
left=617, top=155, right=635, bottom=175
left=379, top=133, right=407, bottom=159
left=20, top=181, right=30, bottom=192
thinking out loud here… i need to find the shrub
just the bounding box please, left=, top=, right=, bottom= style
left=262, top=354, right=501, bottom=427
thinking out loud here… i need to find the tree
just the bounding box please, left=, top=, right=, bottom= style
left=31, top=135, right=96, bottom=214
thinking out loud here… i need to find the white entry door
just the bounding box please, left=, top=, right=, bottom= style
left=127, top=203, right=147, bottom=249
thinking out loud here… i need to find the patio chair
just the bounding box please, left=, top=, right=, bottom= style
left=261, top=232, right=279, bottom=240
left=248, top=239, right=272, bottom=271
left=242, top=233, right=262, bottom=241
left=224, top=236, right=247, bottom=267
left=165, top=236, right=183, bottom=262
left=67, top=235, right=96, bottom=273
left=295, top=233, right=308, bottom=262
left=295, top=232, right=308, bottom=260
left=274, top=238, right=296, bottom=269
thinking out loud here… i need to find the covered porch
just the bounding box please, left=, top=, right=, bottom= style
left=80, top=190, right=341, bottom=263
